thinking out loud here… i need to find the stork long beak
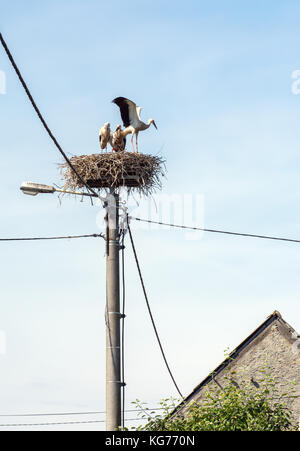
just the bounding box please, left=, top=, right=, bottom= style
left=153, top=121, right=158, bottom=130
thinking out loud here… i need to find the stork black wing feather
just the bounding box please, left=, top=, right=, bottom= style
left=112, top=97, right=131, bottom=127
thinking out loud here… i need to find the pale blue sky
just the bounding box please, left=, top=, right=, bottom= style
left=1, top=0, right=300, bottom=430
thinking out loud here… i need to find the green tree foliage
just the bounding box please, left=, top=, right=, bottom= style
left=132, top=370, right=297, bottom=431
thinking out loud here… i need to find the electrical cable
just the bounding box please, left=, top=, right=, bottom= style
left=0, top=408, right=164, bottom=418
left=0, top=420, right=106, bottom=427
left=0, top=33, right=104, bottom=205
left=0, top=233, right=104, bottom=242
left=0, top=414, right=153, bottom=427
left=132, top=217, right=300, bottom=245
left=0, top=418, right=147, bottom=427
left=127, top=218, right=184, bottom=400
left=0, top=412, right=105, bottom=418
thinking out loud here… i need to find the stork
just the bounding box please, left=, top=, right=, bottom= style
left=111, top=125, right=127, bottom=152
left=99, top=122, right=111, bottom=151
left=112, top=97, right=157, bottom=153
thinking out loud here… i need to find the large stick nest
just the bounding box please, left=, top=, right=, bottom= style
left=60, top=152, right=166, bottom=196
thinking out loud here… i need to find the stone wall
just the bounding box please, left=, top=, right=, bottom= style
left=180, top=317, right=300, bottom=426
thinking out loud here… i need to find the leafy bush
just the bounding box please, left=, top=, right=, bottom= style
left=132, top=369, right=297, bottom=431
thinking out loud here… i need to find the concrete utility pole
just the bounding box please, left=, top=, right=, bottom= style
left=105, top=191, right=123, bottom=431
left=21, top=183, right=125, bottom=431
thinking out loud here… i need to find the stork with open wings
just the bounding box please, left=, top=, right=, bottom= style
left=112, top=97, right=157, bottom=153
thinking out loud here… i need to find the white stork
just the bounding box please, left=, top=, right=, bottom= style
left=99, top=122, right=111, bottom=151
left=112, top=97, right=157, bottom=153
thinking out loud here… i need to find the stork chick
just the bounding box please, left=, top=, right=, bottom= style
left=111, top=125, right=127, bottom=152
left=99, top=122, right=111, bottom=151
left=112, top=97, right=157, bottom=153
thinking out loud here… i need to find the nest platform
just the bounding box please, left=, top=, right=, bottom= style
left=60, top=152, right=165, bottom=196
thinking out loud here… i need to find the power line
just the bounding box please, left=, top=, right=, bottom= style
left=0, top=233, right=104, bottom=242
left=0, top=420, right=105, bottom=427
left=127, top=220, right=184, bottom=400
left=0, top=418, right=147, bottom=427
left=0, top=33, right=104, bottom=204
left=0, top=412, right=105, bottom=418
left=132, top=217, right=300, bottom=245
left=0, top=408, right=164, bottom=418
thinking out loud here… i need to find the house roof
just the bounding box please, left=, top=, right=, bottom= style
left=176, top=310, right=298, bottom=412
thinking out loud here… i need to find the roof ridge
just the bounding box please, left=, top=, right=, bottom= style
left=271, top=310, right=282, bottom=319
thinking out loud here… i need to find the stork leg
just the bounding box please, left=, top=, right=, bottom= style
left=136, top=133, right=139, bottom=153
left=131, top=134, right=135, bottom=153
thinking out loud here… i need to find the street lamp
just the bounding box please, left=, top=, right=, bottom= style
left=20, top=181, right=98, bottom=198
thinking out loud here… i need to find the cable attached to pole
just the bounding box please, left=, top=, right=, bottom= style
left=132, top=217, right=300, bottom=245
left=0, top=233, right=104, bottom=242
left=127, top=219, right=184, bottom=399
